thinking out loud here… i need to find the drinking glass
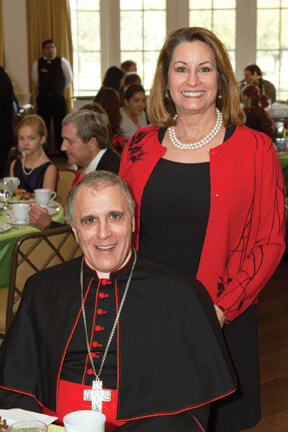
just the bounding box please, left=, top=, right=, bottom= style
left=7, top=420, right=48, bottom=432
left=0, top=179, right=14, bottom=210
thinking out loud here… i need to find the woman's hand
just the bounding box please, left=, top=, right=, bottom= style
left=214, top=304, right=227, bottom=328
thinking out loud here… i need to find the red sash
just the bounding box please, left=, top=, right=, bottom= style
left=42, top=379, right=127, bottom=431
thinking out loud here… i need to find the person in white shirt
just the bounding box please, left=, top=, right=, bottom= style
left=29, top=110, right=120, bottom=230
left=31, top=40, right=73, bottom=151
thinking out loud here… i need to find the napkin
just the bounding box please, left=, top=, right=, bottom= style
left=270, top=102, right=288, bottom=109
left=48, top=425, right=64, bottom=432
left=0, top=409, right=57, bottom=426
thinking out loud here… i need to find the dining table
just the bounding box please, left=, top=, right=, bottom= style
left=278, top=151, right=288, bottom=171
left=0, top=408, right=63, bottom=431
left=0, top=201, right=64, bottom=290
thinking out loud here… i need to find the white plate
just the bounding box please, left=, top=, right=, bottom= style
left=0, top=223, right=12, bottom=233
left=0, top=409, right=57, bottom=426
left=9, top=218, right=29, bottom=226
left=48, top=207, right=60, bottom=216
left=8, top=198, right=36, bottom=204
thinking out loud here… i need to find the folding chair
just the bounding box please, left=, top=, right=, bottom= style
left=56, top=168, right=77, bottom=206
left=0, top=225, right=82, bottom=337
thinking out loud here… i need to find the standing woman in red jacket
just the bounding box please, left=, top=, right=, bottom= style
left=120, top=27, right=286, bottom=432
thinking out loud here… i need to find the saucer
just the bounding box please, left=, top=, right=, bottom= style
left=48, top=207, right=60, bottom=216
left=0, top=223, right=12, bottom=233
left=9, top=218, right=29, bottom=226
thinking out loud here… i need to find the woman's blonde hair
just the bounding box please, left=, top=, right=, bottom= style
left=148, top=27, right=245, bottom=128
left=15, top=114, right=48, bottom=139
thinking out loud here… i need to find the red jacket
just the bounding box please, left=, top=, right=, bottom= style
left=120, top=125, right=286, bottom=323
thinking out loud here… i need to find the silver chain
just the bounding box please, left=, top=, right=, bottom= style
left=80, top=250, right=137, bottom=380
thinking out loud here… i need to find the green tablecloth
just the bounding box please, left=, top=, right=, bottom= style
left=278, top=152, right=288, bottom=170
left=278, top=152, right=288, bottom=187
left=0, top=203, right=64, bottom=289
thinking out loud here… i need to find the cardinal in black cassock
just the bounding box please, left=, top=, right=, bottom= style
left=0, top=249, right=235, bottom=431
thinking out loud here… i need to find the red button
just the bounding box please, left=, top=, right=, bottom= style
left=87, top=369, right=94, bottom=375
left=91, top=352, right=100, bottom=358
left=92, top=341, right=102, bottom=348
left=102, top=279, right=111, bottom=285
left=95, top=325, right=104, bottom=331
left=213, top=193, right=219, bottom=198
left=97, top=309, right=106, bottom=315
left=99, top=292, right=108, bottom=298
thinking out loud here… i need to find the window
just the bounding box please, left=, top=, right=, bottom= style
left=70, top=0, right=166, bottom=96
left=70, top=0, right=101, bottom=96
left=120, top=0, right=166, bottom=91
left=189, top=0, right=236, bottom=69
left=257, top=0, right=288, bottom=100
left=69, top=1, right=287, bottom=101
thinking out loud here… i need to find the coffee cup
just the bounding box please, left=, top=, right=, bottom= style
left=34, top=189, right=57, bottom=209
left=3, top=177, right=20, bottom=192
left=63, top=410, right=106, bottom=432
left=12, top=203, right=30, bottom=224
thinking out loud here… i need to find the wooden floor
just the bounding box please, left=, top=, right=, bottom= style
left=246, top=254, right=288, bottom=432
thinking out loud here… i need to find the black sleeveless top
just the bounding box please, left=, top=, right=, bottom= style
left=139, top=127, right=234, bottom=278
left=13, top=158, right=52, bottom=193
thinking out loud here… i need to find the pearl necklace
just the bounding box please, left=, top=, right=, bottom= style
left=168, top=108, right=223, bottom=150
left=21, top=150, right=44, bottom=176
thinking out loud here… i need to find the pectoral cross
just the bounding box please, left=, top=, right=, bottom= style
left=84, top=379, right=111, bottom=412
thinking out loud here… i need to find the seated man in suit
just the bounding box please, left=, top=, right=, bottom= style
left=29, top=109, right=121, bottom=230
left=0, top=171, right=236, bottom=431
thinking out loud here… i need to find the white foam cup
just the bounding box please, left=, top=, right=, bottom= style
left=63, top=410, right=106, bottom=432
left=12, top=203, right=30, bottom=224
left=34, top=188, right=57, bottom=208
left=3, top=177, right=20, bottom=192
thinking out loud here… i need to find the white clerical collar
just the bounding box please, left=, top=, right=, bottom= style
left=43, top=55, right=57, bottom=62
left=85, top=149, right=107, bottom=174
left=85, top=249, right=132, bottom=279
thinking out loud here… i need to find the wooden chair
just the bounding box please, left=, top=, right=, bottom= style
left=285, top=197, right=288, bottom=252
left=56, top=168, right=77, bottom=206
left=0, top=225, right=82, bottom=337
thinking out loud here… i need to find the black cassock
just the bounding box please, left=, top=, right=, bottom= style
left=0, top=250, right=236, bottom=431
